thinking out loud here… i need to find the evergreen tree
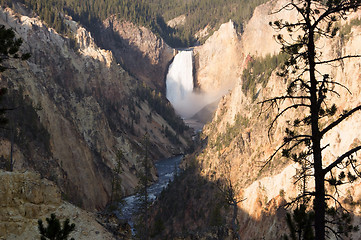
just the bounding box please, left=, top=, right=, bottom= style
left=109, top=150, right=124, bottom=212
left=2, top=0, right=269, bottom=48
left=262, top=0, right=361, bottom=239
left=38, top=213, right=75, bottom=240
left=284, top=204, right=314, bottom=240
left=0, top=88, right=8, bottom=127
left=217, top=156, right=245, bottom=240
left=0, top=25, right=30, bottom=72
left=0, top=25, right=30, bottom=171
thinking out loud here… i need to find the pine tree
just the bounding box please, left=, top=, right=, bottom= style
left=262, top=0, right=361, bottom=239
left=284, top=204, right=314, bottom=240
left=109, top=150, right=124, bottom=212
left=217, top=156, right=244, bottom=240
left=0, top=25, right=30, bottom=72
left=0, top=25, right=30, bottom=171
left=38, top=213, right=75, bottom=240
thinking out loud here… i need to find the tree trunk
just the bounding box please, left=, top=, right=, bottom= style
left=307, top=5, right=326, bottom=238
left=232, top=201, right=240, bottom=240
left=314, top=165, right=325, bottom=240
left=10, top=122, right=14, bottom=171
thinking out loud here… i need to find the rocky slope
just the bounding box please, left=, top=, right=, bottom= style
left=188, top=20, right=245, bottom=124
left=98, top=16, right=175, bottom=90
left=151, top=0, right=361, bottom=239
left=0, top=5, right=191, bottom=211
left=0, top=170, right=124, bottom=240
left=194, top=20, right=244, bottom=96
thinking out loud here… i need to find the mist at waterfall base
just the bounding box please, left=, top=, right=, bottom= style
left=166, top=50, right=223, bottom=120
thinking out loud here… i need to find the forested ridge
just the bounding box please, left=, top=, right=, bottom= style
left=3, top=0, right=267, bottom=48
left=148, top=0, right=269, bottom=45
left=2, top=0, right=158, bottom=38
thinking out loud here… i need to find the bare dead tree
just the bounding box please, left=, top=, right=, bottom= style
left=260, top=0, right=361, bottom=239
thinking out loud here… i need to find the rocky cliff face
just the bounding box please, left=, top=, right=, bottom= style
left=99, top=16, right=174, bottom=90
left=0, top=6, right=190, bottom=211
left=188, top=20, right=244, bottom=123
left=194, top=20, right=244, bottom=96
left=152, top=0, right=361, bottom=238
left=202, top=3, right=361, bottom=239
left=0, top=170, right=120, bottom=240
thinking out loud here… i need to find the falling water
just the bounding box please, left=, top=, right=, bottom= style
left=166, top=50, right=195, bottom=118
left=166, top=50, right=229, bottom=130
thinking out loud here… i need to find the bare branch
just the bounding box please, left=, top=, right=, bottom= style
left=315, top=55, right=361, bottom=65
left=270, top=2, right=303, bottom=15
left=261, top=136, right=311, bottom=170
left=317, top=80, right=352, bottom=95
left=314, top=3, right=361, bottom=28
left=325, top=194, right=348, bottom=211
left=0, top=106, right=20, bottom=111
left=267, top=103, right=310, bottom=137
left=284, top=191, right=316, bottom=208
left=350, top=159, right=361, bottom=178
left=324, top=146, right=361, bottom=174
left=321, top=105, right=361, bottom=136
left=324, top=225, right=343, bottom=240
left=259, top=95, right=310, bottom=105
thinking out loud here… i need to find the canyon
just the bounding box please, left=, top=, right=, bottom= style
left=0, top=3, right=191, bottom=238
left=151, top=0, right=361, bottom=239
left=2, top=0, right=361, bottom=239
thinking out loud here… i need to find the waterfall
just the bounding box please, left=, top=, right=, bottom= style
left=166, top=50, right=194, bottom=118
left=166, top=50, right=224, bottom=122
left=167, top=50, right=201, bottom=118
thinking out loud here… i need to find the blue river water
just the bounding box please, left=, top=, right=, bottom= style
left=120, top=155, right=183, bottom=226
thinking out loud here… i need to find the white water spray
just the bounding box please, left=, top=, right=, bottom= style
left=166, top=50, right=226, bottom=120
left=166, top=50, right=194, bottom=118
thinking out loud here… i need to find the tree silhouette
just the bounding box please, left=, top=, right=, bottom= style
left=0, top=24, right=30, bottom=126
left=109, top=149, right=124, bottom=213
left=0, top=25, right=30, bottom=72
left=261, top=0, right=361, bottom=239
left=38, top=213, right=75, bottom=240
left=284, top=204, right=315, bottom=240
left=0, top=24, right=30, bottom=171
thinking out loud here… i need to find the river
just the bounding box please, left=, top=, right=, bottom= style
left=120, top=155, right=183, bottom=227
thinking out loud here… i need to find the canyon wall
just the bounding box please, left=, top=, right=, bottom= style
left=0, top=170, right=121, bottom=240
left=0, top=5, right=190, bottom=211
left=153, top=0, right=361, bottom=238
left=194, top=20, right=244, bottom=96
left=201, top=1, right=361, bottom=238
left=99, top=16, right=174, bottom=90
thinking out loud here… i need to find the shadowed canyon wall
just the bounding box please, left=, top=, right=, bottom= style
left=151, top=0, right=361, bottom=238
left=0, top=5, right=190, bottom=211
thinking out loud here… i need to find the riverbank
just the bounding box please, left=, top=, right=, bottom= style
left=119, top=155, right=184, bottom=231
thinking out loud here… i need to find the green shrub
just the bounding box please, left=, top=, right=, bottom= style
left=339, top=17, right=361, bottom=41
left=242, top=52, right=289, bottom=98
left=213, top=114, right=249, bottom=150
left=38, top=213, right=75, bottom=240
